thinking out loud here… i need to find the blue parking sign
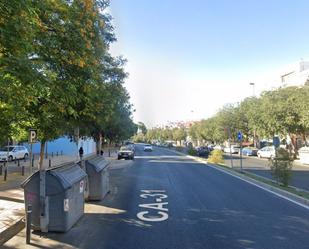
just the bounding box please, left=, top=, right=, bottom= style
left=237, top=131, right=242, bottom=141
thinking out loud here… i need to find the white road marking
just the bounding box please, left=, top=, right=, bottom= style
left=137, top=190, right=169, bottom=222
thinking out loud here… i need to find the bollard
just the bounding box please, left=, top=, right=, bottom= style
left=26, top=204, right=32, bottom=244
left=18, top=159, right=20, bottom=167
left=51, top=152, right=53, bottom=158
left=4, top=165, right=7, bottom=181
left=56, top=151, right=58, bottom=156
left=15, top=158, right=17, bottom=164
left=61, top=150, right=63, bottom=156
left=22, top=165, right=25, bottom=176
left=31, top=158, right=34, bottom=168
left=0, top=164, right=2, bottom=175
left=49, top=159, right=51, bottom=168
left=108, top=149, right=111, bottom=157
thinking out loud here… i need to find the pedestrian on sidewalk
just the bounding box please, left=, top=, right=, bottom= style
left=79, top=147, right=84, bottom=160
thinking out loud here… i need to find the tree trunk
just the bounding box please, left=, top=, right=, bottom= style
left=39, top=141, right=45, bottom=170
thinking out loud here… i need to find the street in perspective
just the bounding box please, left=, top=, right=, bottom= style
left=1, top=1, right=309, bottom=249
left=1, top=144, right=309, bottom=249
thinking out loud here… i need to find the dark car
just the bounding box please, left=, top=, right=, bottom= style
left=118, top=146, right=134, bottom=160
left=196, top=146, right=210, bottom=157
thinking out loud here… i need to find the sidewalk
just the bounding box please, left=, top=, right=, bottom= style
left=0, top=149, right=119, bottom=246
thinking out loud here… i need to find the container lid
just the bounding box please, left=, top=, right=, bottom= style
left=50, top=163, right=87, bottom=190
left=86, top=156, right=110, bottom=173
left=21, top=163, right=87, bottom=190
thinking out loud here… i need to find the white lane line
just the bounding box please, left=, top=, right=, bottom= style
left=186, top=155, right=309, bottom=211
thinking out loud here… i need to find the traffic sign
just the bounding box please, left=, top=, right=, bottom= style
left=29, top=129, right=37, bottom=143
left=273, top=136, right=280, bottom=148
left=237, top=131, right=242, bottom=141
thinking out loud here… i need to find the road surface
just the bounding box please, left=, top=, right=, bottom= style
left=3, top=144, right=309, bottom=249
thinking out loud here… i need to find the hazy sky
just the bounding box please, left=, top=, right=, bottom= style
left=109, top=0, right=309, bottom=127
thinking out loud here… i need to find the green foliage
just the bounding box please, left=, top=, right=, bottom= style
left=269, top=148, right=293, bottom=187
left=207, top=149, right=224, bottom=164
left=0, top=0, right=135, bottom=162
left=188, top=148, right=197, bottom=156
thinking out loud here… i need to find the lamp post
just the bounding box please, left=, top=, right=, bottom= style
left=249, top=82, right=255, bottom=96
left=249, top=83, right=257, bottom=147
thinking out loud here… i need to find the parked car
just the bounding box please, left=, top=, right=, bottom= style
left=224, top=145, right=240, bottom=154
left=241, top=147, right=258, bottom=156
left=144, top=144, right=153, bottom=152
left=0, top=146, right=29, bottom=161
left=213, top=144, right=224, bottom=151
left=118, top=146, right=134, bottom=160
left=195, top=146, right=210, bottom=157
left=257, top=146, right=276, bottom=159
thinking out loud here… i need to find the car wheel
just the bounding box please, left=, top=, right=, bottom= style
left=24, top=153, right=29, bottom=159
left=8, top=155, right=13, bottom=162
left=258, top=154, right=261, bottom=158
left=118, top=157, right=121, bottom=160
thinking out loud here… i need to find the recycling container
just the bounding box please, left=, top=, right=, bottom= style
left=85, top=156, right=110, bottom=200
left=21, top=163, right=87, bottom=232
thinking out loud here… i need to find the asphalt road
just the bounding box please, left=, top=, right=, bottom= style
left=3, top=145, right=309, bottom=249
left=224, top=154, right=309, bottom=191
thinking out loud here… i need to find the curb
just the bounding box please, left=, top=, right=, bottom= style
left=0, top=217, right=25, bottom=245
left=163, top=147, right=309, bottom=209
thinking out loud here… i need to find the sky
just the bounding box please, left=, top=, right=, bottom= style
left=109, top=0, right=309, bottom=127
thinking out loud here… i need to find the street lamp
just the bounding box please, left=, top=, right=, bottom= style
left=249, top=82, right=255, bottom=96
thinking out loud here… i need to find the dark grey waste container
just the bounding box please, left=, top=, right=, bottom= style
left=21, top=163, right=87, bottom=232
left=85, top=156, right=110, bottom=200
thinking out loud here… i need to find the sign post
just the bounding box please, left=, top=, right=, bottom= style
left=28, top=129, right=37, bottom=174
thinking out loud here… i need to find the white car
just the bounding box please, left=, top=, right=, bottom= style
left=224, top=145, right=240, bottom=154
left=257, top=146, right=276, bottom=159
left=144, top=144, right=153, bottom=152
left=0, top=146, right=29, bottom=161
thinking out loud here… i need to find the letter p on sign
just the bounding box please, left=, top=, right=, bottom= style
left=29, top=129, right=37, bottom=143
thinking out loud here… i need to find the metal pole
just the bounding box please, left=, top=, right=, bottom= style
left=0, top=164, right=2, bottom=175
left=240, top=139, right=243, bottom=172
left=22, top=165, right=25, bottom=176
left=29, top=143, right=33, bottom=174
left=4, top=163, right=7, bottom=181
left=26, top=204, right=32, bottom=244
left=228, top=127, right=233, bottom=169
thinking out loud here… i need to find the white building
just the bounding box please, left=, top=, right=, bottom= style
left=280, top=60, right=309, bottom=87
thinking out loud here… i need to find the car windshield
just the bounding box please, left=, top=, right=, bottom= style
left=120, top=146, right=131, bottom=151
left=0, top=147, right=14, bottom=151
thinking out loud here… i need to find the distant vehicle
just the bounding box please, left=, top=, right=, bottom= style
left=195, top=146, right=210, bottom=157
left=224, top=145, right=240, bottom=154
left=213, top=145, right=224, bottom=151
left=144, top=144, right=153, bottom=152
left=240, top=147, right=258, bottom=156
left=257, top=146, right=276, bottom=159
left=0, top=146, right=29, bottom=161
left=118, top=146, right=134, bottom=160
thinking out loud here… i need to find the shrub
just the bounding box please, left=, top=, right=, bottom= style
left=269, top=147, right=293, bottom=187
left=207, top=149, right=224, bottom=164
left=188, top=148, right=197, bottom=156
